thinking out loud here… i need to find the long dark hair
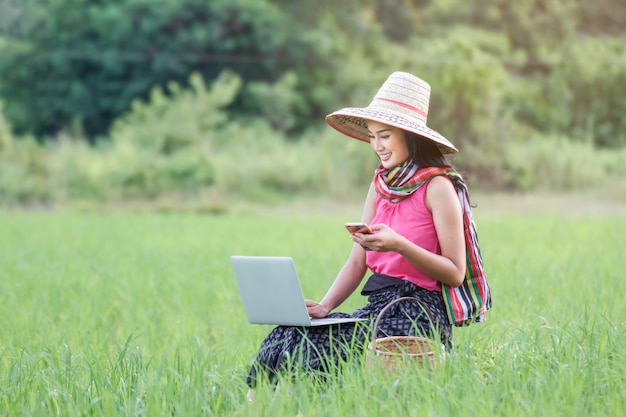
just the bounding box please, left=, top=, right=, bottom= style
left=405, top=131, right=469, bottom=193
left=405, top=131, right=451, bottom=168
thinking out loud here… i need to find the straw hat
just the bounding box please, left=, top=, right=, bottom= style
left=325, top=71, right=458, bottom=154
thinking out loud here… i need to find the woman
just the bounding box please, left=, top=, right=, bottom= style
left=246, top=71, right=486, bottom=399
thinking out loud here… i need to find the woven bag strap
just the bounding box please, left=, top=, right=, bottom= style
left=372, top=296, right=435, bottom=344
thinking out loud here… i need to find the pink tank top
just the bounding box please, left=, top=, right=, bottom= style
left=365, top=183, right=442, bottom=291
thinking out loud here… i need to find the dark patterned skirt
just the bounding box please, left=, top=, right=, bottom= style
left=246, top=278, right=452, bottom=387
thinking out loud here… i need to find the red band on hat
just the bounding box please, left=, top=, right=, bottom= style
left=375, top=97, right=427, bottom=118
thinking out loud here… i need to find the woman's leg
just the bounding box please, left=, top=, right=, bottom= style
left=246, top=315, right=369, bottom=388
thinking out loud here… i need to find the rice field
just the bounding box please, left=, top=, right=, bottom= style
left=0, top=200, right=624, bottom=416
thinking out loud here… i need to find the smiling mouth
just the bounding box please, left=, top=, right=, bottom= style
left=378, top=153, right=391, bottom=161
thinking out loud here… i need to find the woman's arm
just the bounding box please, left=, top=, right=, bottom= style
left=416, top=175, right=466, bottom=286
left=306, top=183, right=377, bottom=317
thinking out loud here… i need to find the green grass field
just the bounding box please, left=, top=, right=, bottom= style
left=0, top=202, right=624, bottom=416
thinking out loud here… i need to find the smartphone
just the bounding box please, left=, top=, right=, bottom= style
left=344, top=222, right=373, bottom=235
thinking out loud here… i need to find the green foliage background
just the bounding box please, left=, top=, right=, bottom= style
left=1, top=0, right=626, bottom=206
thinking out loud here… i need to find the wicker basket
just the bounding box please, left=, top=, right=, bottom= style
left=366, top=297, right=441, bottom=372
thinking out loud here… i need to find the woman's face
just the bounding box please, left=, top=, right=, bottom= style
left=367, top=120, right=410, bottom=169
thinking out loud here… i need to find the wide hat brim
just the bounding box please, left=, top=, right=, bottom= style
left=325, top=108, right=458, bottom=154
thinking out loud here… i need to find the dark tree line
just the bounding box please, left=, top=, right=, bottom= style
left=1, top=0, right=625, bottom=148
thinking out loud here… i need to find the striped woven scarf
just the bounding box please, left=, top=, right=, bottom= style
left=374, top=162, right=461, bottom=202
left=373, top=163, right=492, bottom=326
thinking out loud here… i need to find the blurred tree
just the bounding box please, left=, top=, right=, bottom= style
left=576, top=0, right=626, bottom=36
left=254, top=0, right=388, bottom=134
left=0, top=0, right=315, bottom=139
left=420, top=0, right=626, bottom=148
left=375, top=0, right=431, bottom=43
left=1, top=0, right=625, bottom=150
left=110, top=71, right=241, bottom=155
left=421, top=0, right=578, bottom=74
left=0, top=102, right=12, bottom=155
left=512, top=37, right=626, bottom=148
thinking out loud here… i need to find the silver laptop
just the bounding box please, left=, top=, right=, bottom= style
left=230, top=256, right=364, bottom=327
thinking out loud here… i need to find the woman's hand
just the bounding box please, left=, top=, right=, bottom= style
left=350, top=223, right=402, bottom=252
left=305, top=300, right=331, bottom=318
